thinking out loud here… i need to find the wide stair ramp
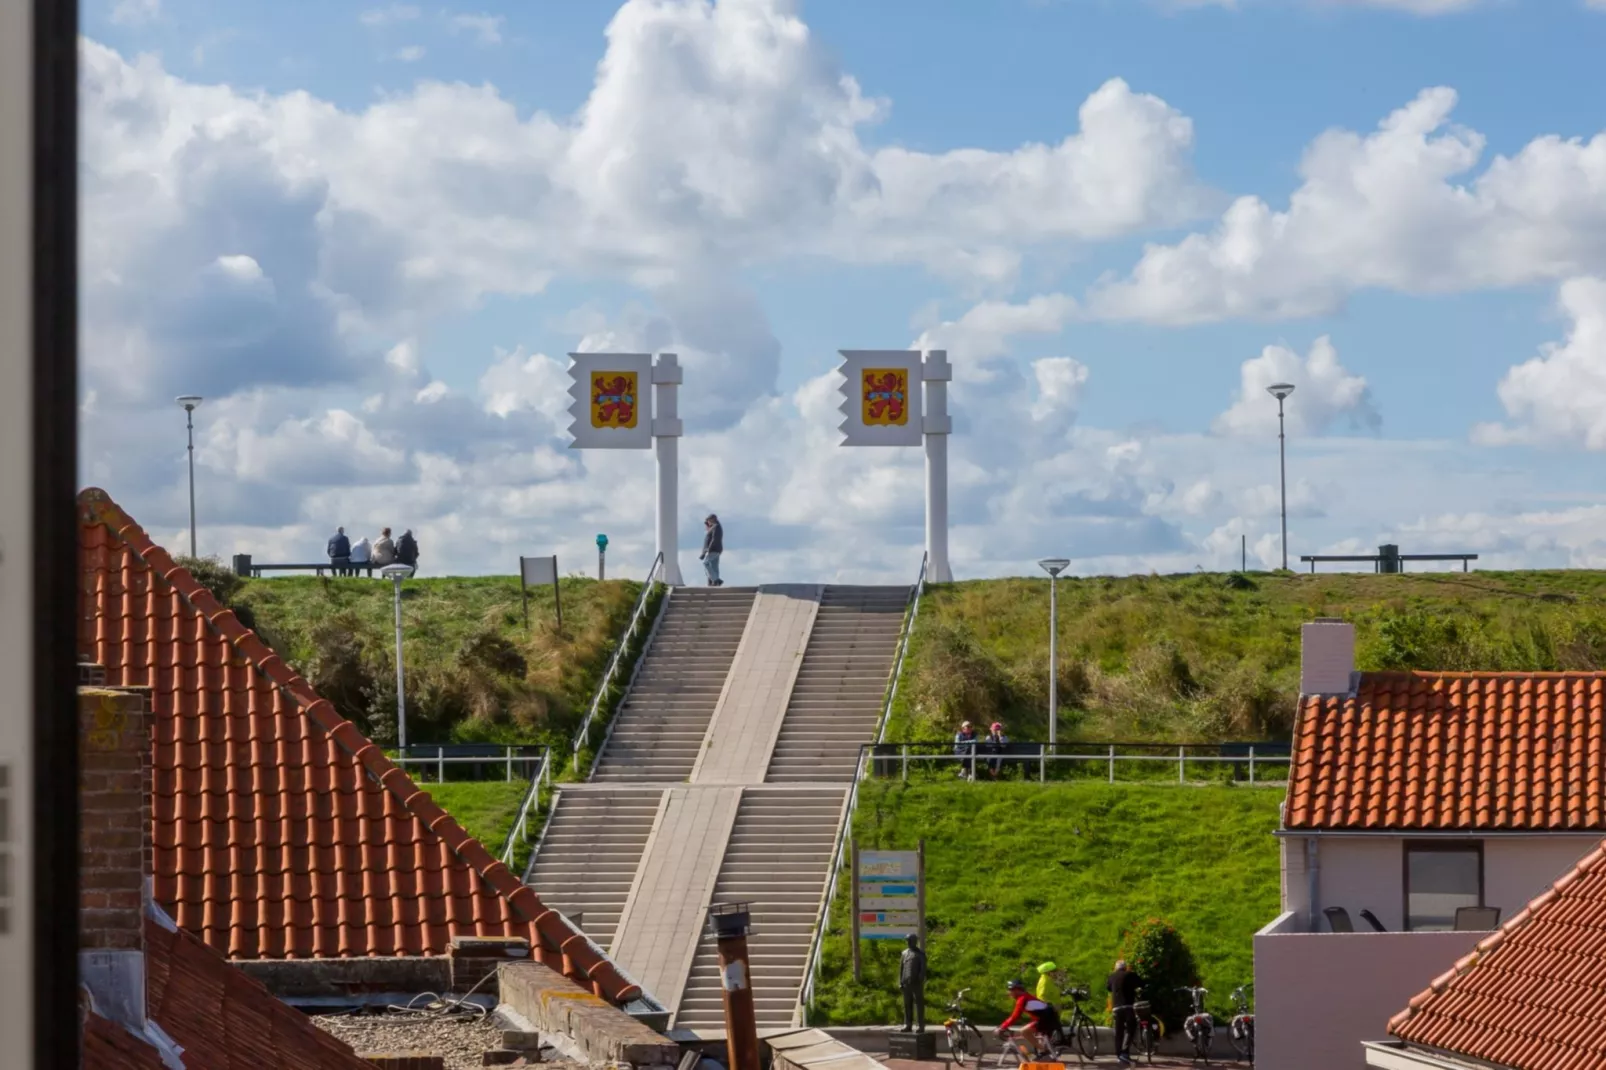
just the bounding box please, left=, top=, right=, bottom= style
left=525, top=787, right=662, bottom=952
left=674, top=786, right=846, bottom=1031
left=766, top=585, right=910, bottom=782
left=591, top=587, right=756, bottom=782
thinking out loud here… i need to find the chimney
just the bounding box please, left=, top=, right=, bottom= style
left=1300, top=618, right=1356, bottom=697
left=78, top=683, right=153, bottom=1033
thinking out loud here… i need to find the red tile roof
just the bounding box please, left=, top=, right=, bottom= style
left=1388, top=839, right=1606, bottom=1070
left=77, top=488, right=638, bottom=1004
left=1287, top=671, right=1606, bottom=831
left=83, top=912, right=375, bottom=1069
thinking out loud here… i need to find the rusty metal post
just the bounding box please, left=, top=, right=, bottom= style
left=710, top=903, right=761, bottom=1070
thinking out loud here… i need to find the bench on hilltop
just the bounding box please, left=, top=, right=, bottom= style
left=231, top=554, right=385, bottom=578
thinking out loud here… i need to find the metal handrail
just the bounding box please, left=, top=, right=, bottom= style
left=521, top=780, right=566, bottom=884
left=572, top=552, right=665, bottom=772
left=862, top=740, right=1291, bottom=784
left=393, top=744, right=548, bottom=782
left=498, top=748, right=553, bottom=866
left=797, top=552, right=927, bottom=1024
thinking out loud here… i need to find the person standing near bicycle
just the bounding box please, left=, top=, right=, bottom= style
left=1106, top=959, right=1143, bottom=1065
left=997, top=980, right=1057, bottom=1058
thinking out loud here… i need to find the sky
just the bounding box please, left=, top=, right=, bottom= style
left=77, top=0, right=1606, bottom=584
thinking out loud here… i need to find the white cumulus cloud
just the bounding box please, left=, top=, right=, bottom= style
left=1089, top=88, right=1606, bottom=324
left=1475, top=277, right=1606, bottom=448
left=1214, top=335, right=1379, bottom=437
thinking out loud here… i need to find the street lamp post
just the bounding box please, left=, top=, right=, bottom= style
left=1267, top=383, right=1295, bottom=571
left=175, top=395, right=203, bottom=557
left=1038, top=558, right=1070, bottom=747
left=382, top=564, right=415, bottom=751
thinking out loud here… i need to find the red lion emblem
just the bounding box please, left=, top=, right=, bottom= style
left=592, top=374, right=636, bottom=427
left=863, top=370, right=907, bottom=424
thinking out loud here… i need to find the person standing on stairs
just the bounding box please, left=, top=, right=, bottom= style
left=700, top=513, right=724, bottom=586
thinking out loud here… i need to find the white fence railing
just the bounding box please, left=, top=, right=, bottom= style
left=797, top=552, right=927, bottom=1025
left=572, top=552, right=665, bottom=773
left=862, top=741, right=1291, bottom=784
left=392, top=745, right=550, bottom=783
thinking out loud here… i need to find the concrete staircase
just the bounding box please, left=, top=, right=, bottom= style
left=591, top=587, right=756, bottom=783
left=525, top=787, right=662, bottom=952
left=674, top=787, right=847, bottom=1031
left=766, top=586, right=909, bottom=782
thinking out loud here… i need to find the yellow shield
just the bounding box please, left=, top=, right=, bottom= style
left=591, top=371, right=639, bottom=429
left=861, top=368, right=909, bottom=427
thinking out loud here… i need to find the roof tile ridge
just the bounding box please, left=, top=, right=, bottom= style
left=1389, top=837, right=1606, bottom=1037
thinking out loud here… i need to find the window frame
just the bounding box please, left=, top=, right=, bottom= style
left=1402, top=840, right=1485, bottom=932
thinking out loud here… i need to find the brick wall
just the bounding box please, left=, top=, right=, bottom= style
left=79, top=686, right=153, bottom=951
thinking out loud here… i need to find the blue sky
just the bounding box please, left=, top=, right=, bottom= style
left=77, top=0, right=1606, bottom=580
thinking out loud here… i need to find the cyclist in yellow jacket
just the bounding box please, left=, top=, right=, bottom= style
left=1035, top=961, right=1058, bottom=1002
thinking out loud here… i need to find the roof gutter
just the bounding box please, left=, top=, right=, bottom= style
left=1277, top=828, right=1606, bottom=839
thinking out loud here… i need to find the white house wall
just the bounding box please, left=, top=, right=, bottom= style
left=1278, top=833, right=1600, bottom=932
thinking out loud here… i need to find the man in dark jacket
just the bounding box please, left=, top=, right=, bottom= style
left=327, top=527, right=351, bottom=576
left=1107, top=959, right=1143, bottom=1065
left=699, top=514, right=723, bottom=586
left=396, top=529, right=419, bottom=571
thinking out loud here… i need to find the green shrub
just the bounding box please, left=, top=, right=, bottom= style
left=1116, top=917, right=1199, bottom=1031
left=173, top=554, right=244, bottom=606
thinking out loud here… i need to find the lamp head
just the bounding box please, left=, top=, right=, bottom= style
left=1039, top=558, right=1070, bottom=578
left=380, top=564, right=414, bottom=582
left=175, top=394, right=203, bottom=411
left=1266, top=383, right=1295, bottom=401
left=596, top=533, right=609, bottom=550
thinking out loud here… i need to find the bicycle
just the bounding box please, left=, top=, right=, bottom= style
left=942, top=988, right=987, bottom=1068
left=1228, top=985, right=1254, bottom=1064
left=1128, top=988, right=1161, bottom=1065
left=1179, top=985, right=1214, bottom=1063
left=994, top=1024, right=1060, bottom=1068
left=1050, top=982, right=1100, bottom=1062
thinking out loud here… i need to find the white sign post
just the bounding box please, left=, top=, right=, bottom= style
left=838, top=350, right=953, bottom=582
left=519, top=554, right=561, bottom=631
left=567, top=352, right=685, bottom=585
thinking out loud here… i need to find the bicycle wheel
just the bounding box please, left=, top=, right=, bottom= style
left=1229, top=1023, right=1253, bottom=1064
left=965, top=1024, right=987, bottom=1068
left=1196, top=1023, right=1213, bottom=1064
left=1075, top=1017, right=1098, bottom=1061
left=1139, top=1021, right=1159, bottom=1063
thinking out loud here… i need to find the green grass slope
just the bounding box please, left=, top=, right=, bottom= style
left=421, top=780, right=533, bottom=868
left=228, top=572, right=653, bottom=753
left=808, top=780, right=1282, bottom=1026
left=892, top=570, right=1606, bottom=742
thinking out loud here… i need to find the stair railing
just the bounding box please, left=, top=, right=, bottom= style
left=521, top=781, right=566, bottom=884
left=497, top=746, right=552, bottom=868
left=572, top=552, right=665, bottom=774
left=795, top=552, right=928, bottom=1025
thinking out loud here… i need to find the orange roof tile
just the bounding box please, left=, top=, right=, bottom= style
left=83, top=912, right=375, bottom=1069
left=77, top=488, right=638, bottom=1004
left=1388, top=839, right=1606, bottom=1070
left=1286, top=671, right=1606, bottom=831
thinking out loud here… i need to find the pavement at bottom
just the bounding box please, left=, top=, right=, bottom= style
left=881, top=1054, right=1227, bottom=1069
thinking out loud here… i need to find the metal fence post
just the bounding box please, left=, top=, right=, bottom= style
left=1108, top=745, right=1115, bottom=784
left=1249, top=746, right=1256, bottom=785
left=1039, top=745, right=1046, bottom=783
left=901, top=744, right=908, bottom=783
left=506, top=747, right=513, bottom=782
left=438, top=745, right=445, bottom=783
left=1178, top=746, right=1185, bottom=784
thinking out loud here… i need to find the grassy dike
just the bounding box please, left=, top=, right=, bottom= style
left=807, top=779, right=1283, bottom=1025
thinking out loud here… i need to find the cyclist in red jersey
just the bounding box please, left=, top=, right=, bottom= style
left=997, top=980, right=1057, bottom=1057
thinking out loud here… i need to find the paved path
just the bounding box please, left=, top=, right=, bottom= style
left=609, top=786, right=742, bottom=1013
left=692, top=584, right=822, bottom=785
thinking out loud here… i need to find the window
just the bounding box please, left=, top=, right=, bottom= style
left=1405, top=842, right=1483, bottom=931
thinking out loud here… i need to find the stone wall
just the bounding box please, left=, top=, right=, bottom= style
left=498, top=961, right=678, bottom=1067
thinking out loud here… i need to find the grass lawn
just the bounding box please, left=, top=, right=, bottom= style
left=228, top=573, right=656, bottom=755
left=808, top=780, right=1282, bottom=1026
left=420, top=780, right=536, bottom=871
left=892, top=569, right=1606, bottom=743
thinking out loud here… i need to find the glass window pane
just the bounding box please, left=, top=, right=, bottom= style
left=1407, top=848, right=1480, bottom=931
